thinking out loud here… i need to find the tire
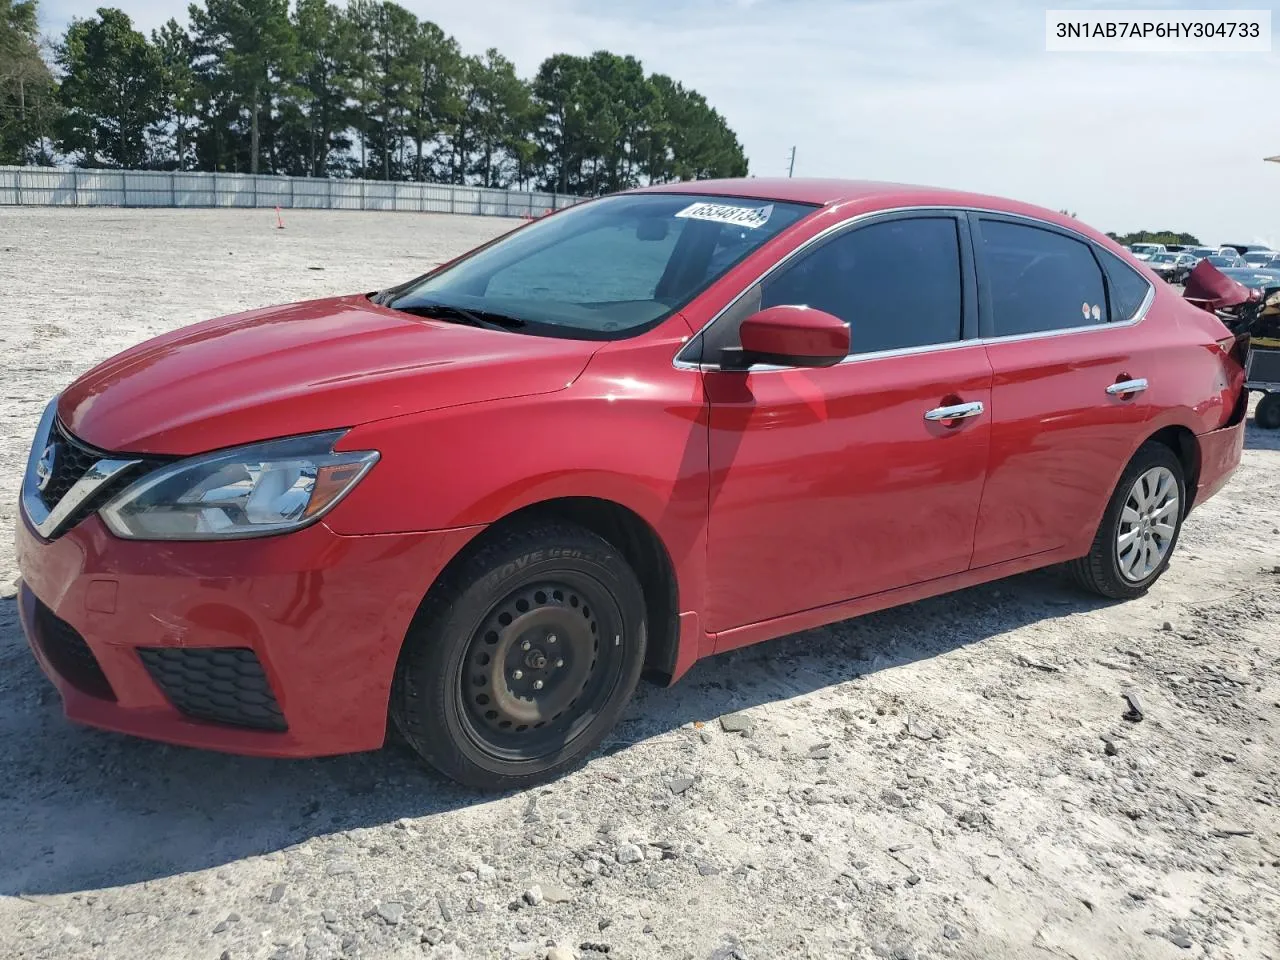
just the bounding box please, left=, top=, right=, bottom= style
left=390, top=521, right=647, bottom=790
left=1067, top=442, right=1186, bottom=600
left=1255, top=392, right=1280, bottom=430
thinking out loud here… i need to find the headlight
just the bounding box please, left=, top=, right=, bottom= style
left=100, top=430, right=378, bottom=540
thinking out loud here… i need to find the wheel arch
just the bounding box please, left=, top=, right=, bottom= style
left=1144, top=423, right=1200, bottom=515
left=415, top=496, right=684, bottom=687
left=1069, top=417, right=1203, bottom=560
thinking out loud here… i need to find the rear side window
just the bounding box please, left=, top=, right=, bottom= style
left=1096, top=248, right=1153, bottom=322
left=759, top=216, right=963, bottom=355
left=979, top=219, right=1108, bottom=336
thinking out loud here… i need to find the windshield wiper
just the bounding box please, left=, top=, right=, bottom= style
left=392, top=301, right=527, bottom=333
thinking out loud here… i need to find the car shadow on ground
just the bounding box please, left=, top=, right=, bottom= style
left=1244, top=417, right=1280, bottom=451
left=0, top=566, right=1113, bottom=897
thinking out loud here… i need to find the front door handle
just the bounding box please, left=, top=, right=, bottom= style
left=1106, top=378, right=1148, bottom=396
left=924, top=401, right=984, bottom=422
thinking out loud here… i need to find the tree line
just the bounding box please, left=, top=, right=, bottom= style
left=0, top=0, right=749, bottom=194
left=1105, top=230, right=1202, bottom=247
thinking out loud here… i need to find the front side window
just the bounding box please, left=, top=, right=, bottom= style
left=978, top=219, right=1109, bottom=336
left=384, top=193, right=815, bottom=339
left=759, top=216, right=964, bottom=355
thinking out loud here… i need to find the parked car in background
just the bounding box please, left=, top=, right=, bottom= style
left=15, top=178, right=1249, bottom=789
left=1241, top=251, right=1278, bottom=269
left=1223, top=244, right=1274, bottom=256
left=1217, top=266, right=1280, bottom=290
left=1207, top=253, right=1246, bottom=268
left=1148, top=252, right=1196, bottom=284
left=1129, top=242, right=1165, bottom=261
left=1185, top=247, right=1216, bottom=266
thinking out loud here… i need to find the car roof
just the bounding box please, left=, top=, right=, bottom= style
left=627, top=177, right=1075, bottom=221
left=622, top=177, right=1127, bottom=253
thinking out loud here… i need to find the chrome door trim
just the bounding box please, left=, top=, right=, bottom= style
left=1106, top=378, right=1149, bottom=396
left=671, top=204, right=1156, bottom=374
left=924, top=401, right=984, bottom=421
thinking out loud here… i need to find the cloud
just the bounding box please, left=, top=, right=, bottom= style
left=39, top=0, right=1280, bottom=244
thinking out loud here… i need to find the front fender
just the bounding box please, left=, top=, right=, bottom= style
left=325, top=335, right=711, bottom=640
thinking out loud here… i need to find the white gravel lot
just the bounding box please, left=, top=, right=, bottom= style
left=0, top=207, right=1278, bottom=960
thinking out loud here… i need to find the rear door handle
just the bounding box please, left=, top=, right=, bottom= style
left=924, top=401, right=984, bottom=422
left=1106, top=378, right=1148, bottom=396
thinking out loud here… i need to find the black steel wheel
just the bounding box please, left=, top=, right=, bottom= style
left=459, top=575, right=624, bottom=762
left=390, top=521, right=647, bottom=790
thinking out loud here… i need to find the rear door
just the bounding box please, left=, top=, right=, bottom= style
left=969, top=214, right=1157, bottom=568
left=702, top=212, right=993, bottom=634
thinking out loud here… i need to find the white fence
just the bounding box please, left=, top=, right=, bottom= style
left=0, top=166, right=581, bottom=218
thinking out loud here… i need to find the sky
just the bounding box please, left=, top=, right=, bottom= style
left=37, top=0, right=1280, bottom=245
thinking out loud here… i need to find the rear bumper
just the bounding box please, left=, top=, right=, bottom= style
left=1192, top=414, right=1245, bottom=510
left=16, top=514, right=481, bottom=757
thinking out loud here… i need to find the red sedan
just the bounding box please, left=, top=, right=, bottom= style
left=16, top=179, right=1247, bottom=789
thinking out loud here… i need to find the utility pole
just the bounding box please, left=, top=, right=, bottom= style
left=787, top=146, right=796, bottom=178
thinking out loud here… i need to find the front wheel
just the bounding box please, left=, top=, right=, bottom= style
left=1256, top=392, right=1280, bottom=430
left=390, top=521, right=647, bottom=790
left=1068, top=442, right=1186, bottom=600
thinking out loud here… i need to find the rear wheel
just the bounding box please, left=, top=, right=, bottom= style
left=1068, top=442, right=1186, bottom=600
left=1255, top=392, right=1280, bottom=430
left=390, top=521, right=646, bottom=790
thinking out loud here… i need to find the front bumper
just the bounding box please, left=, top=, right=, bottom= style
left=16, top=513, right=481, bottom=757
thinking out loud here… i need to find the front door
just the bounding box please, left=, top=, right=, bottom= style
left=702, top=213, right=993, bottom=634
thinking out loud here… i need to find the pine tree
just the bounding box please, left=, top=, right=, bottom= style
left=57, top=8, right=164, bottom=168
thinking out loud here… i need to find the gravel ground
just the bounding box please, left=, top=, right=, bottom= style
left=0, top=207, right=1278, bottom=960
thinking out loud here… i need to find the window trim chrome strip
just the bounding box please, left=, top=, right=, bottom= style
left=671, top=203, right=1156, bottom=373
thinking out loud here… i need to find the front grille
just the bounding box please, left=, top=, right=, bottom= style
left=37, top=423, right=100, bottom=511
left=32, top=601, right=116, bottom=701
left=34, top=419, right=167, bottom=537
left=138, top=648, right=287, bottom=732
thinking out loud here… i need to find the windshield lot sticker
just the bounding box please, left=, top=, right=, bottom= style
left=1091, top=304, right=1101, bottom=321
left=1082, top=302, right=1091, bottom=319
left=675, top=201, right=774, bottom=229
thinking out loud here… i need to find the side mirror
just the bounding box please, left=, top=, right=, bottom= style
left=720, top=305, right=850, bottom=370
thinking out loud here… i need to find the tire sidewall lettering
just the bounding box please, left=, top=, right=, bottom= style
left=474, top=548, right=605, bottom=594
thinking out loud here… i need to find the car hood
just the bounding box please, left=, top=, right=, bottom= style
left=58, top=295, right=599, bottom=455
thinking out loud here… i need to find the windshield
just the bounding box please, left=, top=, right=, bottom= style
left=1131, top=244, right=1158, bottom=253
left=1243, top=252, right=1273, bottom=264
left=1151, top=253, right=1177, bottom=263
left=383, top=193, right=817, bottom=339
left=1207, top=256, right=1235, bottom=266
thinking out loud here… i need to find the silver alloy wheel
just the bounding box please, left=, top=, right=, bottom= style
left=1116, top=465, right=1179, bottom=582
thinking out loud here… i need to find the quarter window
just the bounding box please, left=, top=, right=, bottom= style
left=978, top=219, right=1109, bottom=336
left=759, top=217, right=963, bottom=355
left=1095, top=247, right=1153, bottom=322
